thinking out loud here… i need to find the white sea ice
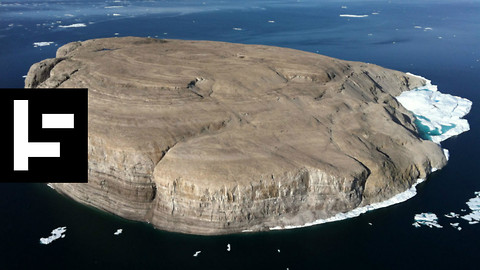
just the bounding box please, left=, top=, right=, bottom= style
left=270, top=178, right=426, bottom=230
left=33, top=41, right=54, bottom=47
left=193, top=251, right=201, bottom=257
left=461, top=192, right=480, bottom=224
left=449, top=223, right=461, bottom=230
left=396, top=73, right=472, bottom=144
left=442, top=149, right=450, bottom=161
left=412, top=213, right=443, bottom=228
left=58, top=23, right=87, bottom=28
left=114, top=229, right=123, bottom=235
left=40, top=226, right=67, bottom=245
left=339, top=14, right=368, bottom=18
left=227, top=244, right=231, bottom=251
left=444, top=212, right=459, bottom=218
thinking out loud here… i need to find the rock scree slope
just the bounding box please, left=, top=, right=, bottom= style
left=25, top=37, right=447, bottom=235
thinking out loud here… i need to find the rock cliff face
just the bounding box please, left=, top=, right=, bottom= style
left=25, top=37, right=446, bottom=235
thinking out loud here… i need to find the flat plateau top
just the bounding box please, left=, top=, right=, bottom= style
left=27, top=36, right=443, bottom=192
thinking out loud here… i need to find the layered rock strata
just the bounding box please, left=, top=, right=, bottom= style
left=25, top=37, right=446, bottom=235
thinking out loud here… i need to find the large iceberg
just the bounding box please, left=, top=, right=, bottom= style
left=396, top=73, right=472, bottom=144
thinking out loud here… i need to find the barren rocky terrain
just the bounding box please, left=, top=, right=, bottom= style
left=25, top=37, right=446, bottom=235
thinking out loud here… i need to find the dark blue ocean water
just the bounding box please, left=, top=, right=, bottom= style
left=1, top=0, right=479, bottom=269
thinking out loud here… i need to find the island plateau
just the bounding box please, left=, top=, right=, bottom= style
left=25, top=37, right=448, bottom=235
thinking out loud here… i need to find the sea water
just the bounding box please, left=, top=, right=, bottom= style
left=1, top=0, right=479, bottom=269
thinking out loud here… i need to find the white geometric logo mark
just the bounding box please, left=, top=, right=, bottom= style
left=13, top=100, right=74, bottom=171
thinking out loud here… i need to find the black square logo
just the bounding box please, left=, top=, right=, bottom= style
left=2, top=88, right=87, bottom=183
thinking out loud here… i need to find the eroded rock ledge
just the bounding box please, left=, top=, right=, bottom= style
left=25, top=37, right=446, bottom=235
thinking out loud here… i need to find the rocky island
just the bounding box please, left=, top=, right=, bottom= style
left=25, top=37, right=448, bottom=235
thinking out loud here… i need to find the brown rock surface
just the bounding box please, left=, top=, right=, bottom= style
left=25, top=37, right=446, bottom=235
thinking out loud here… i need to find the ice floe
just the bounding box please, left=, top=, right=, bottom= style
left=339, top=14, right=368, bottom=18
left=412, top=213, right=443, bottom=228
left=461, top=192, right=480, bottom=224
left=227, top=244, right=231, bottom=251
left=450, top=223, right=462, bottom=230
left=232, top=27, right=243, bottom=31
left=58, top=23, right=87, bottom=28
left=396, top=73, right=472, bottom=144
left=40, top=226, right=67, bottom=245
left=33, top=41, right=54, bottom=47
left=114, top=229, right=123, bottom=235
left=444, top=212, right=459, bottom=218
left=193, top=251, right=201, bottom=257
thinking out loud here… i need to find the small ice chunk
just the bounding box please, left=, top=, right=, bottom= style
left=443, top=149, right=450, bottom=161
left=268, top=20, right=275, bottom=23
left=339, top=14, right=368, bottom=18
left=58, top=23, right=87, bottom=28
left=450, top=223, right=462, bottom=231
left=232, top=27, right=242, bottom=31
left=33, top=41, right=54, bottom=47
left=40, top=226, right=67, bottom=245
left=193, top=251, right=201, bottom=257
left=368, top=222, right=373, bottom=226
left=114, top=229, right=123, bottom=235
left=413, top=213, right=443, bottom=228
left=277, top=249, right=281, bottom=253
left=112, top=13, right=121, bottom=16
left=444, top=212, right=459, bottom=218
left=227, top=244, right=231, bottom=251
